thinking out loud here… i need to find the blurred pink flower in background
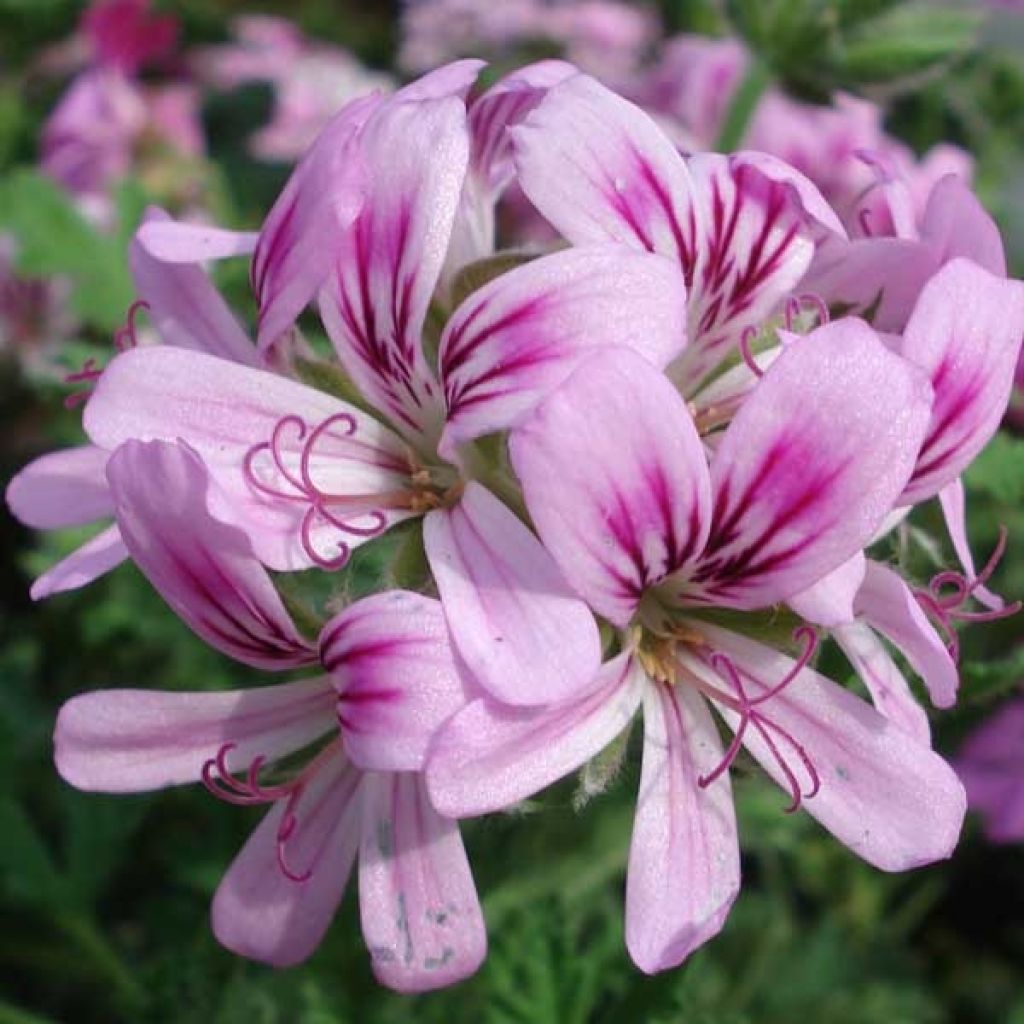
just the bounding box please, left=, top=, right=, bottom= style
left=400, top=0, right=656, bottom=81
left=957, top=697, right=1024, bottom=842
left=38, top=0, right=204, bottom=222
left=195, top=16, right=394, bottom=162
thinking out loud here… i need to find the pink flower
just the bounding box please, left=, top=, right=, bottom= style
left=957, top=697, right=1024, bottom=843
left=427, top=329, right=966, bottom=973
left=81, top=0, right=179, bottom=76
left=77, top=63, right=689, bottom=713
left=194, top=16, right=394, bottom=163
left=5, top=206, right=260, bottom=599
left=54, top=439, right=484, bottom=991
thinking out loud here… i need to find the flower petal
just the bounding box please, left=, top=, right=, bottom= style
left=55, top=676, right=337, bottom=792
left=672, top=153, right=817, bottom=391
left=920, top=175, right=1006, bottom=275
left=319, top=93, right=469, bottom=444
left=625, top=681, right=740, bottom=974
left=692, top=320, right=932, bottom=609
left=359, top=772, right=485, bottom=992
left=252, top=93, right=381, bottom=348
left=833, top=621, right=931, bottom=744
left=854, top=560, right=958, bottom=709
left=423, top=483, right=602, bottom=706
left=30, top=523, right=128, bottom=601
left=320, top=591, right=469, bottom=772
left=687, top=625, right=965, bottom=870
left=510, top=348, right=711, bottom=626
left=212, top=747, right=363, bottom=967
left=440, top=246, right=687, bottom=452
left=83, top=346, right=411, bottom=570
left=788, top=553, right=866, bottom=628
left=937, top=478, right=1002, bottom=611
left=899, top=258, right=1024, bottom=504
left=513, top=73, right=698, bottom=264
left=130, top=207, right=259, bottom=366
left=135, top=220, right=259, bottom=262
left=426, top=652, right=644, bottom=817
left=107, top=440, right=316, bottom=669
left=6, top=446, right=112, bottom=529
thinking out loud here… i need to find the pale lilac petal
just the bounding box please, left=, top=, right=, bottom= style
left=130, top=207, right=258, bottom=366
left=426, top=653, right=644, bottom=817
left=687, top=626, right=965, bottom=871
left=625, top=681, right=739, bottom=974
left=55, top=676, right=337, bottom=792
left=393, top=59, right=484, bottom=102
left=107, top=441, right=316, bottom=669
left=319, top=94, right=469, bottom=444
left=672, top=153, right=817, bottom=390
left=467, top=60, right=577, bottom=195
left=802, top=235, right=936, bottom=333
left=359, top=773, right=485, bottom=992
left=788, top=553, right=866, bottom=628
left=83, top=347, right=411, bottom=570
left=854, top=561, right=958, bottom=709
left=510, top=348, right=711, bottom=626
left=6, top=446, right=112, bottom=529
left=833, top=622, right=931, bottom=743
left=938, top=478, right=1002, bottom=611
left=439, top=246, right=687, bottom=452
left=424, top=483, right=601, bottom=706
left=692, top=320, right=932, bottom=609
left=30, top=524, right=128, bottom=601
left=135, top=220, right=259, bottom=262
left=253, top=93, right=381, bottom=348
left=212, top=747, right=363, bottom=967
left=731, top=150, right=846, bottom=238
left=920, top=175, right=1006, bottom=275
left=320, top=591, right=469, bottom=772
left=513, top=74, right=699, bottom=264
left=899, top=259, right=1024, bottom=504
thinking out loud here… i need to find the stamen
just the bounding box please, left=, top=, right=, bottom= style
left=200, top=740, right=328, bottom=884
left=738, top=325, right=764, bottom=379
left=242, top=412, right=399, bottom=570
left=858, top=208, right=874, bottom=237
left=797, top=293, right=829, bottom=328
left=63, top=300, right=150, bottom=410
left=696, top=627, right=820, bottom=812
left=914, top=527, right=1020, bottom=660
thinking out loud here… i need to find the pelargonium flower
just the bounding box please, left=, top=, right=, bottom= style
left=956, top=696, right=1024, bottom=843
left=426, top=327, right=968, bottom=973
left=55, top=439, right=485, bottom=992
left=79, top=62, right=691, bottom=712
left=5, top=205, right=261, bottom=599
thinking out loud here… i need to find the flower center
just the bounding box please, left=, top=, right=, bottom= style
left=636, top=622, right=821, bottom=812
left=243, top=412, right=460, bottom=569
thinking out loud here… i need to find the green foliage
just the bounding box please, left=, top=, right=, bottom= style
left=0, top=171, right=138, bottom=331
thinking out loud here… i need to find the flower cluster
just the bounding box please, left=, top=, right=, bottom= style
left=7, top=58, right=1024, bottom=993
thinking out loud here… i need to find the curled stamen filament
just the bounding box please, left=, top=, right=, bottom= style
left=201, top=740, right=335, bottom=883
left=696, top=626, right=821, bottom=813
left=915, top=527, right=1020, bottom=660
left=243, top=412, right=401, bottom=570
left=739, top=326, right=764, bottom=378
left=785, top=293, right=830, bottom=332
left=63, top=299, right=150, bottom=410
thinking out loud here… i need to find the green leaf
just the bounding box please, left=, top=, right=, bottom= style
left=965, top=432, right=1024, bottom=505
left=0, top=797, right=68, bottom=911
left=839, top=5, right=981, bottom=83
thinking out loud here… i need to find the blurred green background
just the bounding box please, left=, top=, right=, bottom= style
left=2, top=1, right=1024, bottom=1021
